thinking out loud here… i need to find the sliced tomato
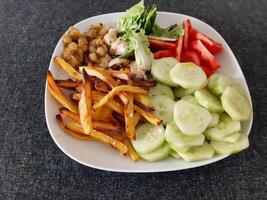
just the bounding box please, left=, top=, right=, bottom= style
left=148, top=39, right=177, bottom=51
left=190, top=40, right=220, bottom=71
left=153, top=50, right=173, bottom=59
left=181, top=49, right=201, bottom=66
left=189, top=28, right=223, bottom=54
left=175, top=37, right=183, bottom=61
left=183, top=19, right=192, bottom=49
left=200, top=65, right=214, bottom=77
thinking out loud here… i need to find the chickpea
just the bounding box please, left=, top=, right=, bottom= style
left=98, top=54, right=111, bottom=68
left=68, top=26, right=81, bottom=41
left=63, top=48, right=72, bottom=59
left=67, top=42, right=78, bottom=52
left=74, top=48, right=84, bottom=63
left=62, top=34, right=72, bottom=46
left=78, top=36, right=88, bottom=46
left=87, top=28, right=97, bottom=39
left=92, top=23, right=102, bottom=31
left=102, top=44, right=108, bottom=54
left=89, top=52, right=98, bottom=63
left=89, top=45, right=96, bottom=53
left=98, top=25, right=110, bottom=36
left=96, top=46, right=105, bottom=57
left=95, top=38, right=104, bottom=46
left=90, top=39, right=97, bottom=47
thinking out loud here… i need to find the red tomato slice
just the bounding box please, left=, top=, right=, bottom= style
left=180, top=49, right=201, bottom=66
left=189, top=28, right=223, bottom=54
left=153, top=50, right=174, bottom=59
left=200, top=65, right=214, bottom=77
left=183, top=19, right=192, bottom=49
left=148, top=39, right=177, bottom=51
left=190, top=40, right=220, bottom=71
left=175, top=37, right=183, bottom=61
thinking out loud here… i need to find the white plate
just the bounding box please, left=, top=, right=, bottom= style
left=45, top=12, right=253, bottom=172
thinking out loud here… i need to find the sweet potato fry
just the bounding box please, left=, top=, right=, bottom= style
left=124, top=93, right=135, bottom=139
left=90, top=129, right=128, bottom=154
left=81, top=66, right=128, bottom=105
left=54, top=57, right=83, bottom=80
left=55, top=79, right=80, bottom=90
left=47, top=71, right=78, bottom=113
left=132, top=78, right=157, bottom=90
left=134, top=104, right=163, bottom=126
left=59, top=108, right=121, bottom=132
left=92, top=85, right=148, bottom=111
left=59, top=107, right=80, bottom=123
left=56, top=115, right=93, bottom=141
left=78, top=69, right=93, bottom=134
left=124, top=139, right=139, bottom=161
left=134, top=94, right=154, bottom=110
left=132, top=112, right=141, bottom=127
left=94, top=78, right=110, bottom=92
left=70, top=92, right=124, bottom=115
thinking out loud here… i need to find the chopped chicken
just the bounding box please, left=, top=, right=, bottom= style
left=109, top=37, right=128, bottom=55
left=108, top=58, right=130, bottom=68
left=129, top=61, right=147, bottom=79
left=103, top=28, right=118, bottom=46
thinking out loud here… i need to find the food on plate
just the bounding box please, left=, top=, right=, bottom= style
left=47, top=0, right=252, bottom=163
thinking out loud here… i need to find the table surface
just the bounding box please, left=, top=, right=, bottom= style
left=1, top=0, right=267, bottom=199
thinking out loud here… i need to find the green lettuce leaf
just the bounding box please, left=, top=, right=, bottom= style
left=122, top=29, right=154, bottom=72
left=152, top=24, right=184, bottom=39
left=117, top=0, right=157, bottom=34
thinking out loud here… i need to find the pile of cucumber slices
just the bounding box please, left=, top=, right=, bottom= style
left=131, top=58, right=252, bottom=162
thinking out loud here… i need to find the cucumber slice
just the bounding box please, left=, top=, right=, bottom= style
left=177, top=142, right=215, bottom=162
left=208, top=113, right=219, bottom=127
left=221, top=87, right=252, bottom=121
left=181, top=95, right=200, bottom=105
left=140, top=142, right=171, bottom=162
left=151, top=95, right=175, bottom=124
left=131, top=123, right=165, bottom=154
left=170, top=150, right=181, bottom=159
left=173, top=87, right=195, bottom=98
left=169, top=62, right=207, bottom=89
left=174, top=100, right=212, bottom=135
left=219, top=132, right=241, bottom=143
left=194, top=89, right=224, bottom=113
left=208, top=74, right=246, bottom=97
left=151, top=57, right=179, bottom=86
left=211, top=134, right=249, bottom=154
left=204, top=113, right=241, bottom=140
left=149, top=83, right=174, bottom=99
left=165, top=121, right=205, bottom=148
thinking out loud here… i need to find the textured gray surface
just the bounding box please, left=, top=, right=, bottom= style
left=0, top=0, right=267, bottom=199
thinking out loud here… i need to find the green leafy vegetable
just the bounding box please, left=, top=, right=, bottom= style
left=117, top=0, right=157, bottom=34
left=122, top=29, right=154, bottom=72
left=152, top=24, right=184, bottom=39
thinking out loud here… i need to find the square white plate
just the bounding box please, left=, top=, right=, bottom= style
left=45, top=12, right=253, bottom=172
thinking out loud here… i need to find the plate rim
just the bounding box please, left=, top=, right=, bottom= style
left=45, top=11, right=253, bottom=173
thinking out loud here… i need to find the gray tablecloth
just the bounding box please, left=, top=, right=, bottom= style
left=1, top=0, right=266, bottom=199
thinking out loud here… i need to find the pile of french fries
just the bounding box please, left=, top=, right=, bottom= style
left=47, top=56, right=162, bottom=161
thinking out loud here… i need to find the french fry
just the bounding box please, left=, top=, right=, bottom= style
left=55, top=79, right=80, bottom=90
left=95, top=106, right=113, bottom=122
left=134, top=104, right=163, bottom=126
left=111, top=134, right=127, bottom=141
left=81, top=66, right=128, bottom=105
left=47, top=71, right=78, bottom=113
left=76, top=84, right=82, bottom=93
left=124, top=93, right=135, bottom=139
left=109, top=70, right=129, bottom=80
left=59, top=108, right=121, bottom=132
left=92, top=85, right=148, bottom=111
left=124, top=139, right=139, bottom=161
left=90, top=129, right=128, bottom=154
left=78, top=69, right=93, bottom=134
left=56, top=115, right=93, bottom=141
left=70, top=92, right=124, bottom=115
left=64, top=118, right=85, bottom=134
left=54, top=57, right=83, bottom=80
left=134, top=94, right=154, bottom=110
